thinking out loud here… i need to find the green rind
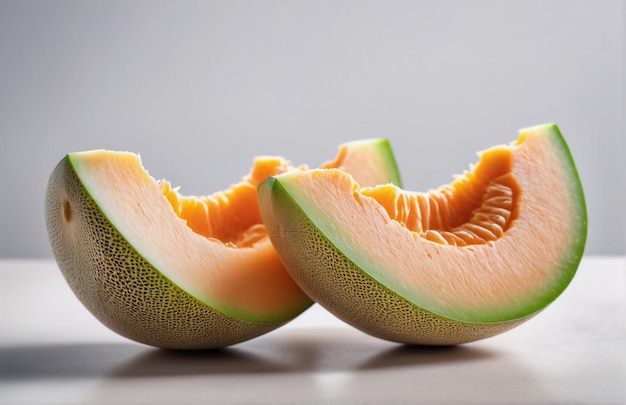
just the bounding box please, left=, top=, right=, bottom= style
left=46, top=156, right=286, bottom=349
left=259, top=177, right=530, bottom=345
left=350, top=138, right=403, bottom=187
left=541, top=123, right=588, bottom=265
left=375, top=138, right=402, bottom=187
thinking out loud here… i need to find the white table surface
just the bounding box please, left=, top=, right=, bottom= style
left=1, top=257, right=624, bottom=405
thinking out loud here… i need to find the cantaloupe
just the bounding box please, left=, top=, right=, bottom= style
left=45, top=139, right=401, bottom=349
left=258, top=124, right=587, bottom=345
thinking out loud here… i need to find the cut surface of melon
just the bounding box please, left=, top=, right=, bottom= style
left=259, top=124, right=586, bottom=344
left=45, top=139, right=400, bottom=349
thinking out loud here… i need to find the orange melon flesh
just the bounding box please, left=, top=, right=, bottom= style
left=45, top=139, right=401, bottom=348
left=258, top=124, right=586, bottom=343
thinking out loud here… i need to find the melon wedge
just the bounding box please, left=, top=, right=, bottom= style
left=258, top=124, right=587, bottom=345
left=45, top=139, right=401, bottom=349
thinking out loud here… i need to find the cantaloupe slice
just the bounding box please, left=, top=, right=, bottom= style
left=258, top=124, right=587, bottom=345
left=45, top=139, right=401, bottom=349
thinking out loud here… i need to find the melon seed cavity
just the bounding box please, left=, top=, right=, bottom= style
left=363, top=174, right=519, bottom=247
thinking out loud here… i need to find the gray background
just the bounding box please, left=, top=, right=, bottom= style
left=1, top=0, right=624, bottom=258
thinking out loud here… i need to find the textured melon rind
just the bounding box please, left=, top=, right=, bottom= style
left=259, top=177, right=531, bottom=345
left=45, top=156, right=287, bottom=349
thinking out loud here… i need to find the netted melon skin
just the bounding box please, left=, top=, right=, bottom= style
left=263, top=182, right=532, bottom=345
left=45, top=157, right=284, bottom=350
